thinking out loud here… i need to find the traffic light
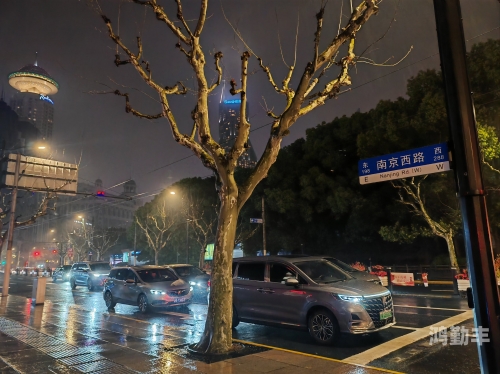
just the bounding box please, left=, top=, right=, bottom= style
left=52, top=249, right=58, bottom=254
left=33, top=251, right=41, bottom=257
left=1, top=260, right=5, bottom=265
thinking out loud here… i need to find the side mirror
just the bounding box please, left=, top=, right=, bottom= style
left=285, top=278, right=299, bottom=287
left=126, top=279, right=136, bottom=284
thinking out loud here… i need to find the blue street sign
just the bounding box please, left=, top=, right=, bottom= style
left=358, top=142, right=451, bottom=185
left=250, top=218, right=263, bottom=224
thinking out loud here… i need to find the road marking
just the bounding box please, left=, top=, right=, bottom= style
left=232, top=339, right=404, bottom=374
left=342, top=310, right=473, bottom=366
left=158, top=311, right=192, bottom=319
left=394, top=304, right=466, bottom=312
left=391, top=325, right=418, bottom=330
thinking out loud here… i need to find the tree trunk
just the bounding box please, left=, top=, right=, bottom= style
left=199, top=246, right=205, bottom=269
left=154, top=251, right=159, bottom=265
left=444, top=232, right=459, bottom=273
left=194, top=186, right=238, bottom=354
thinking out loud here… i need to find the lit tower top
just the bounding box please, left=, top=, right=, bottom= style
left=8, top=53, right=59, bottom=95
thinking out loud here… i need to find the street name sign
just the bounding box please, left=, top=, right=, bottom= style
left=250, top=218, right=263, bottom=224
left=358, top=143, right=450, bottom=185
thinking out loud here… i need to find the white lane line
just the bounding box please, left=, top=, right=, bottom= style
left=158, top=311, right=192, bottom=320
left=391, top=325, right=418, bottom=330
left=342, top=310, right=473, bottom=366
left=394, top=304, right=466, bottom=312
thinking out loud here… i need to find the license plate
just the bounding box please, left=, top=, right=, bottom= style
left=174, top=298, right=185, bottom=303
left=380, top=310, right=392, bottom=320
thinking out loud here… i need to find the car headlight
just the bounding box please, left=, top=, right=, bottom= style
left=189, top=281, right=196, bottom=286
left=150, top=290, right=166, bottom=295
left=337, top=294, right=363, bottom=303
left=190, top=286, right=193, bottom=292
left=92, top=274, right=100, bottom=277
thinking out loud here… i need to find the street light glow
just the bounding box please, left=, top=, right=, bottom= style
left=170, top=191, right=176, bottom=195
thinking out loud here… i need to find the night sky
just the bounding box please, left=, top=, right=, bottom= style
left=1, top=0, right=498, bottom=202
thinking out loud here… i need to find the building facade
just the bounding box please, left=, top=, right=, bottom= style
left=10, top=91, right=55, bottom=140
left=218, top=99, right=257, bottom=168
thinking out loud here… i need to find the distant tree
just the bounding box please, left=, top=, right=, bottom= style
left=85, top=226, right=122, bottom=261
left=135, top=194, right=178, bottom=265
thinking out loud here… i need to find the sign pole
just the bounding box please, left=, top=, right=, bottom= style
left=2, top=154, right=21, bottom=297
left=433, top=1, right=500, bottom=372
left=262, top=197, right=267, bottom=256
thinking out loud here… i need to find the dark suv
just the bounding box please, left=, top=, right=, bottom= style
left=168, top=264, right=210, bottom=302
left=69, top=262, right=112, bottom=291
left=232, top=256, right=395, bottom=345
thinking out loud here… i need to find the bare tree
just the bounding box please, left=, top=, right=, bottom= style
left=185, top=202, right=218, bottom=268
left=135, top=201, right=177, bottom=265
left=68, top=229, right=89, bottom=262
left=0, top=191, right=58, bottom=258
left=97, top=0, right=382, bottom=353
left=85, top=226, right=121, bottom=261
left=385, top=177, right=461, bottom=270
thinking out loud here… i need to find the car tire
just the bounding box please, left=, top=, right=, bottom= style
left=308, top=308, right=339, bottom=345
left=87, top=279, right=94, bottom=291
left=138, top=294, right=150, bottom=314
left=104, top=291, right=117, bottom=309
left=232, top=306, right=240, bottom=329
left=70, top=278, right=77, bottom=290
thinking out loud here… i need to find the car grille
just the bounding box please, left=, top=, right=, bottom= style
left=168, top=289, right=189, bottom=297
left=361, top=294, right=394, bottom=328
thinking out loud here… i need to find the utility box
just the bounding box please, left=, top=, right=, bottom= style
left=32, top=277, right=47, bottom=305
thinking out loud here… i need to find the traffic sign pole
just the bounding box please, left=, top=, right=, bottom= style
left=2, top=154, right=21, bottom=296
left=434, top=1, right=500, bottom=372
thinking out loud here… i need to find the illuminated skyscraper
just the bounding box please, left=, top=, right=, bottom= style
left=218, top=98, right=257, bottom=168
left=8, top=56, right=58, bottom=140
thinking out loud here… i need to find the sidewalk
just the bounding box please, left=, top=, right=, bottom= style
left=0, top=294, right=399, bottom=374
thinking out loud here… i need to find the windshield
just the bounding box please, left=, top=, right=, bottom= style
left=295, top=260, right=349, bottom=284
left=324, top=258, right=358, bottom=273
left=89, top=263, right=111, bottom=272
left=62, top=265, right=72, bottom=270
left=137, top=269, right=178, bottom=283
left=173, top=266, right=204, bottom=277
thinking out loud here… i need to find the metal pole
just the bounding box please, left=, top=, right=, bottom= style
left=433, top=1, right=500, bottom=372
left=262, top=197, right=267, bottom=256
left=186, top=219, right=189, bottom=264
left=133, top=223, right=137, bottom=266
left=2, top=154, right=21, bottom=296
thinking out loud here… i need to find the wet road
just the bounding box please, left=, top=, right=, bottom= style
left=1, top=274, right=479, bottom=373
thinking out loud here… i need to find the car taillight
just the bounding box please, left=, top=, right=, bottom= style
left=207, top=280, right=211, bottom=287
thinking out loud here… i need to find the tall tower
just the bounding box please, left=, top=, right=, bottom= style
left=8, top=54, right=58, bottom=140
left=218, top=86, right=257, bottom=168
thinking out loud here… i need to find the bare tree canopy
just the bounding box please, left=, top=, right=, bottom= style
left=94, top=0, right=384, bottom=354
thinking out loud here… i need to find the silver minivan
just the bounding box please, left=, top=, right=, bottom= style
left=232, top=256, right=395, bottom=345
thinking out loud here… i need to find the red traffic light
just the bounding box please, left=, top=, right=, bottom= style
left=52, top=249, right=58, bottom=254
left=33, top=251, right=41, bottom=257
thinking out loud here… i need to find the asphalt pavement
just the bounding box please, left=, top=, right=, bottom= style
left=0, top=274, right=480, bottom=373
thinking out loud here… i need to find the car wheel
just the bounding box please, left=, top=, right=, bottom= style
left=52, top=277, right=57, bottom=283
left=70, top=278, right=77, bottom=290
left=232, top=306, right=240, bottom=329
left=308, top=308, right=339, bottom=345
left=87, top=279, right=94, bottom=291
left=104, top=291, right=117, bottom=309
left=138, top=294, right=150, bottom=314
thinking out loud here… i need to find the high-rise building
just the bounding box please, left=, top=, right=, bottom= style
left=218, top=98, right=257, bottom=168
left=8, top=57, right=58, bottom=140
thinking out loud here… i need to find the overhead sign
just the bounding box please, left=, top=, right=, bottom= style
left=358, top=143, right=450, bottom=185
left=1, top=154, right=78, bottom=195
left=250, top=218, right=263, bottom=224
left=223, top=99, right=241, bottom=104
